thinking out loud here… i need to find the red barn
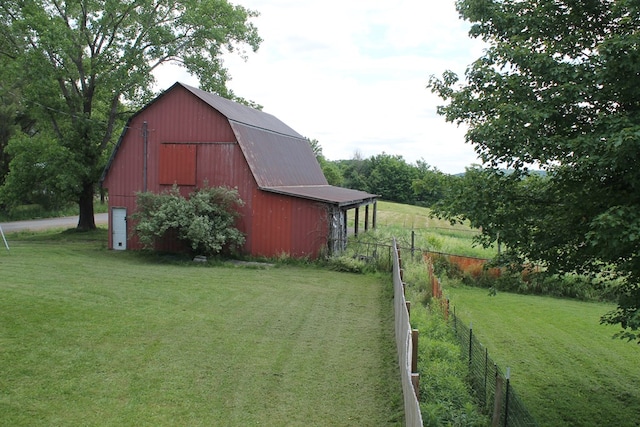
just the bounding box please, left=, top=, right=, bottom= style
left=100, top=82, right=378, bottom=258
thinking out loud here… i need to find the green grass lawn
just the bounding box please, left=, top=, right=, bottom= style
left=371, top=202, right=640, bottom=426
left=444, top=285, right=640, bottom=427
left=0, top=229, right=403, bottom=426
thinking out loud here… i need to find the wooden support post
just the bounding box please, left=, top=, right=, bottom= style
left=405, top=301, right=411, bottom=317
left=372, top=201, right=377, bottom=229
left=364, top=204, right=369, bottom=231
left=354, top=207, right=359, bottom=236
left=411, top=329, right=419, bottom=373
left=411, top=373, right=420, bottom=401
left=343, top=209, right=348, bottom=244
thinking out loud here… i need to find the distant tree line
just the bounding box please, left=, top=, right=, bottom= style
left=308, top=139, right=450, bottom=207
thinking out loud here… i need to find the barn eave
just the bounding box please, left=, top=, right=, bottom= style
left=260, top=185, right=378, bottom=208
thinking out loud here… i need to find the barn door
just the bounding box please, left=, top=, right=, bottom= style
left=112, top=207, right=127, bottom=250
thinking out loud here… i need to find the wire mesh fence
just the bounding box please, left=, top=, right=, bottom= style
left=450, top=312, right=538, bottom=426
left=356, top=236, right=539, bottom=426
left=424, top=251, right=538, bottom=427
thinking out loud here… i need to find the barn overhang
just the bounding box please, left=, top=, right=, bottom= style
left=261, top=185, right=379, bottom=255
left=260, top=185, right=378, bottom=208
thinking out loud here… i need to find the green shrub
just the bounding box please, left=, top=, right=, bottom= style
left=433, top=254, right=622, bottom=302
left=430, top=253, right=463, bottom=279
left=133, top=184, right=245, bottom=256
left=325, top=255, right=367, bottom=273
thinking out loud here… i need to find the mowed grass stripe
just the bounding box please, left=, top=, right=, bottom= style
left=0, top=233, right=402, bottom=426
left=445, top=285, right=640, bottom=427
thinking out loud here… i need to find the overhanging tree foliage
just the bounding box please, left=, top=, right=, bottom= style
left=0, top=0, right=261, bottom=229
left=429, top=0, right=640, bottom=341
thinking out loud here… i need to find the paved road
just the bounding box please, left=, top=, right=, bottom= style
left=0, top=213, right=109, bottom=233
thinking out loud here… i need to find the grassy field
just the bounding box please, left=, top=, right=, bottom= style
left=0, top=229, right=403, bottom=426
left=373, top=201, right=495, bottom=259
left=444, top=285, right=640, bottom=427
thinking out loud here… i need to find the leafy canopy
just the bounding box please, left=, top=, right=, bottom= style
left=333, top=153, right=446, bottom=206
left=429, top=0, right=640, bottom=341
left=0, top=0, right=261, bottom=228
left=134, top=185, right=245, bottom=256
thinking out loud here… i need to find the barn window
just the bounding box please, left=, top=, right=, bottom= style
left=159, top=143, right=196, bottom=185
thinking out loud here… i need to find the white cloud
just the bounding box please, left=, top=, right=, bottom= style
left=155, top=1, right=486, bottom=174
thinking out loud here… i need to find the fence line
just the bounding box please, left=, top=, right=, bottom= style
left=426, top=258, right=539, bottom=427
left=391, top=239, right=423, bottom=427
left=349, top=236, right=491, bottom=273
left=367, top=238, right=537, bottom=425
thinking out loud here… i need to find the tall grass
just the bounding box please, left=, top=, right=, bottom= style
left=355, top=204, right=490, bottom=425
left=345, top=201, right=494, bottom=269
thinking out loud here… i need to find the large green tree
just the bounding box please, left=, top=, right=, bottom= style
left=0, top=34, right=29, bottom=190
left=411, top=160, right=449, bottom=207
left=0, top=0, right=260, bottom=229
left=365, top=153, right=419, bottom=204
left=429, top=0, right=640, bottom=341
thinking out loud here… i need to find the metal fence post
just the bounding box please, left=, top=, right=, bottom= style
left=484, top=347, right=488, bottom=407
left=469, top=322, right=473, bottom=369
left=411, top=230, right=415, bottom=260
left=453, top=307, right=457, bottom=331
left=492, top=364, right=503, bottom=427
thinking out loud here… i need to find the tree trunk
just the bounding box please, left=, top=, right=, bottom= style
left=77, top=181, right=96, bottom=231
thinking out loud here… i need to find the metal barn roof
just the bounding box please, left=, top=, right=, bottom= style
left=180, top=83, right=304, bottom=139
left=261, top=185, right=377, bottom=208
left=102, top=82, right=378, bottom=206
left=180, top=83, right=377, bottom=205
left=229, top=122, right=328, bottom=188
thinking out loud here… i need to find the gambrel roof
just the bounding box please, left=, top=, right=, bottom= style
left=102, top=82, right=377, bottom=208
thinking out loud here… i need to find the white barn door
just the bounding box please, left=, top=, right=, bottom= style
left=112, top=207, right=127, bottom=250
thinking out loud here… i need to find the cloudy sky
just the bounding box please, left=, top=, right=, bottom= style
left=157, top=1, right=486, bottom=174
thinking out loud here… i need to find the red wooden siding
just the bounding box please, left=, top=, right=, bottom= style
left=196, top=142, right=251, bottom=188
left=254, top=193, right=292, bottom=256
left=159, top=143, right=196, bottom=185
left=250, top=190, right=329, bottom=258
left=103, top=86, right=236, bottom=196
left=103, top=86, right=243, bottom=252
